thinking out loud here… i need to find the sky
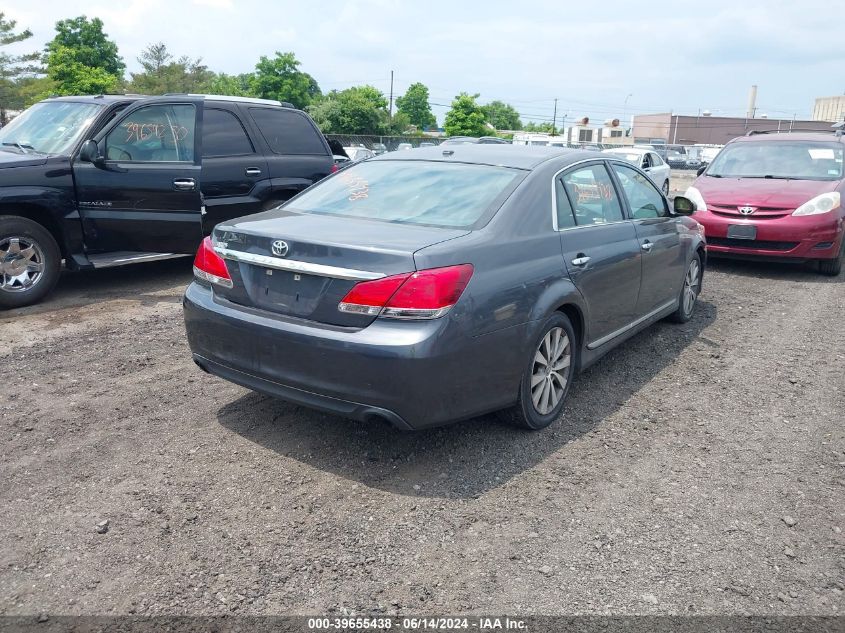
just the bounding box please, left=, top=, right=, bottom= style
left=3, top=0, right=844, bottom=126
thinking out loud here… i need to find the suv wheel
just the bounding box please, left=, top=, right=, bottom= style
left=501, top=312, right=577, bottom=430
left=668, top=254, right=702, bottom=323
left=818, top=239, right=844, bottom=276
left=0, top=216, right=61, bottom=309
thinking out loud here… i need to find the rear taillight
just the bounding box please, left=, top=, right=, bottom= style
left=193, top=237, right=233, bottom=288
left=339, top=264, right=473, bottom=320
left=330, top=163, right=340, bottom=173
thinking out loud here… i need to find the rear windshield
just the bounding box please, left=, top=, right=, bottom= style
left=707, top=141, right=844, bottom=180
left=285, top=160, right=524, bottom=229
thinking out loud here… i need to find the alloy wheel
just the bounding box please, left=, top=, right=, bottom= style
left=530, top=327, right=571, bottom=415
left=0, top=236, right=46, bottom=293
left=683, top=259, right=700, bottom=316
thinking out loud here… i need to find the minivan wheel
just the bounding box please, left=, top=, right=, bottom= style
left=818, top=239, right=844, bottom=276
left=0, top=215, right=61, bottom=309
left=662, top=180, right=670, bottom=196
left=501, top=312, right=577, bottom=430
left=668, top=254, right=702, bottom=323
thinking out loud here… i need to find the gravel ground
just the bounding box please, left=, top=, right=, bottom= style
left=0, top=254, right=843, bottom=617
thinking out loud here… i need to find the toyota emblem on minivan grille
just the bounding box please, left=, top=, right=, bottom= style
left=738, top=206, right=755, bottom=215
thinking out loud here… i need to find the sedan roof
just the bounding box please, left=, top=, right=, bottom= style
left=371, top=144, right=602, bottom=170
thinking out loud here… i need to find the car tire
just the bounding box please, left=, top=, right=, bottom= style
left=662, top=180, right=670, bottom=196
left=0, top=215, right=62, bottom=310
left=818, top=239, right=844, bottom=276
left=500, top=312, right=577, bottom=430
left=668, top=253, right=703, bottom=323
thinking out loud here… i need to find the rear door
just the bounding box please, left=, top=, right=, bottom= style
left=73, top=96, right=204, bottom=254
left=609, top=161, right=685, bottom=316
left=200, top=105, right=269, bottom=232
left=556, top=161, right=642, bottom=345
left=245, top=106, right=333, bottom=202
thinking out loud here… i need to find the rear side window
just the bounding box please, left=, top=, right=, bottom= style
left=560, top=164, right=624, bottom=225
left=554, top=178, right=576, bottom=229
left=286, top=160, right=523, bottom=229
left=249, top=108, right=327, bottom=155
left=203, top=108, right=253, bottom=157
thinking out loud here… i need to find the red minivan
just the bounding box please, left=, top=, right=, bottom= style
left=685, top=132, right=844, bottom=275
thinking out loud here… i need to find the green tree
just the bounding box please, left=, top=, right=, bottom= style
left=0, top=13, right=42, bottom=123
left=45, top=16, right=123, bottom=95
left=207, top=72, right=256, bottom=97
left=443, top=93, right=487, bottom=137
left=45, top=45, right=120, bottom=95
left=46, top=16, right=124, bottom=77
left=482, top=100, right=521, bottom=131
left=522, top=121, right=559, bottom=134
left=128, top=42, right=215, bottom=95
left=308, top=85, right=393, bottom=135
left=253, top=52, right=320, bottom=109
left=396, top=82, right=436, bottom=129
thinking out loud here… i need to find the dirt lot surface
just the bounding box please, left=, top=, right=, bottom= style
left=1, top=254, right=843, bottom=617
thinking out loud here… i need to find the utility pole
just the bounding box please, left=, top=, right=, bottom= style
left=388, top=70, right=394, bottom=121
left=551, top=98, right=558, bottom=136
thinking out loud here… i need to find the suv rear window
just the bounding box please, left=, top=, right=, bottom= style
left=286, top=160, right=523, bottom=229
left=708, top=141, right=844, bottom=181
left=248, top=108, right=326, bottom=155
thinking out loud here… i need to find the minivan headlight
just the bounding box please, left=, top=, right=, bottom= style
left=684, top=186, right=707, bottom=211
left=792, top=192, right=840, bottom=216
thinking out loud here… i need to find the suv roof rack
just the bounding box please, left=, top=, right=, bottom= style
left=162, top=93, right=294, bottom=108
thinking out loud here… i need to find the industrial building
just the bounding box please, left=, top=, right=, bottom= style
left=631, top=113, right=833, bottom=146
left=813, top=96, right=845, bottom=123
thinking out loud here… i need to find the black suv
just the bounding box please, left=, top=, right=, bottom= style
left=0, top=94, right=335, bottom=308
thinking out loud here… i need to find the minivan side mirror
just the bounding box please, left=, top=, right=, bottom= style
left=78, top=139, right=102, bottom=165
left=696, top=165, right=707, bottom=176
left=673, top=196, right=696, bottom=216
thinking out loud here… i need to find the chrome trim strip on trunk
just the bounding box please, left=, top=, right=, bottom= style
left=213, top=247, right=387, bottom=281
left=586, top=299, right=677, bottom=350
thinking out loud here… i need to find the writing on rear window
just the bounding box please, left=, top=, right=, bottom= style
left=339, top=171, right=369, bottom=201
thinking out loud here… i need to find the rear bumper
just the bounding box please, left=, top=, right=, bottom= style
left=183, top=282, right=525, bottom=429
left=695, top=210, right=843, bottom=261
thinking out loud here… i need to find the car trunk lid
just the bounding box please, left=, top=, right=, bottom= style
left=211, top=209, right=469, bottom=327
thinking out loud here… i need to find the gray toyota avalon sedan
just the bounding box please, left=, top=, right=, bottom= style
left=184, top=145, right=705, bottom=431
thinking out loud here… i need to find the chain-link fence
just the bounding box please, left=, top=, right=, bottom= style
left=325, top=134, right=444, bottom=152
left=326, top=134, right=640, bottom=151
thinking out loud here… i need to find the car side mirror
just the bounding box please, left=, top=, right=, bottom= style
left=696, top=165, right=707, bottom=176
left=673, top=196, right=696, bottom=216
left=79, top=140, right=103, bottom=165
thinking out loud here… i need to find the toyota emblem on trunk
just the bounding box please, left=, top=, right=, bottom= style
left=738, top=206, right=755, bottom=215
left=271, top=240, right=289, bottom=257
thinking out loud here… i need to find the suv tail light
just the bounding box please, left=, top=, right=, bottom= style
left=193, top=237, right=233, bottom=288
left=338, top=264, right=473, bottom=320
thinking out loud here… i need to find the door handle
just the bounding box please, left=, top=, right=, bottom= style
left=571, top=255, right=591, bottom=267
left=245, top=167, right=262, bottom=176
left=641, top=240, right=654, bottom=252
left=172, top=178, right=196, bottom=191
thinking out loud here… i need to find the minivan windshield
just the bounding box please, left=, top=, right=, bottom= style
left=707, top=141, right=844, bottom=181
left=0, top=101, right=102, bottom=155
left=286, top=160, right=523, bottom=229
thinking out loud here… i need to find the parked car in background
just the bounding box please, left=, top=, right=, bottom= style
left=603, top=147, right=671, bottom=195
left=685, top=156, right=702, bottom=170
left=342, top=146, right=375, bottom=161
left=395, top=142, right=413, bottom=151
left=419, top=142, right=435, bottom=147
left=371, top=142, right=387, bottom=155
left=666, top=150, right=688, bottom=169
left=685, top=131, right=845, bottom=275
left=0, top=94, right=334, bottom=309
left=185, top=146, right=705, bottom=431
